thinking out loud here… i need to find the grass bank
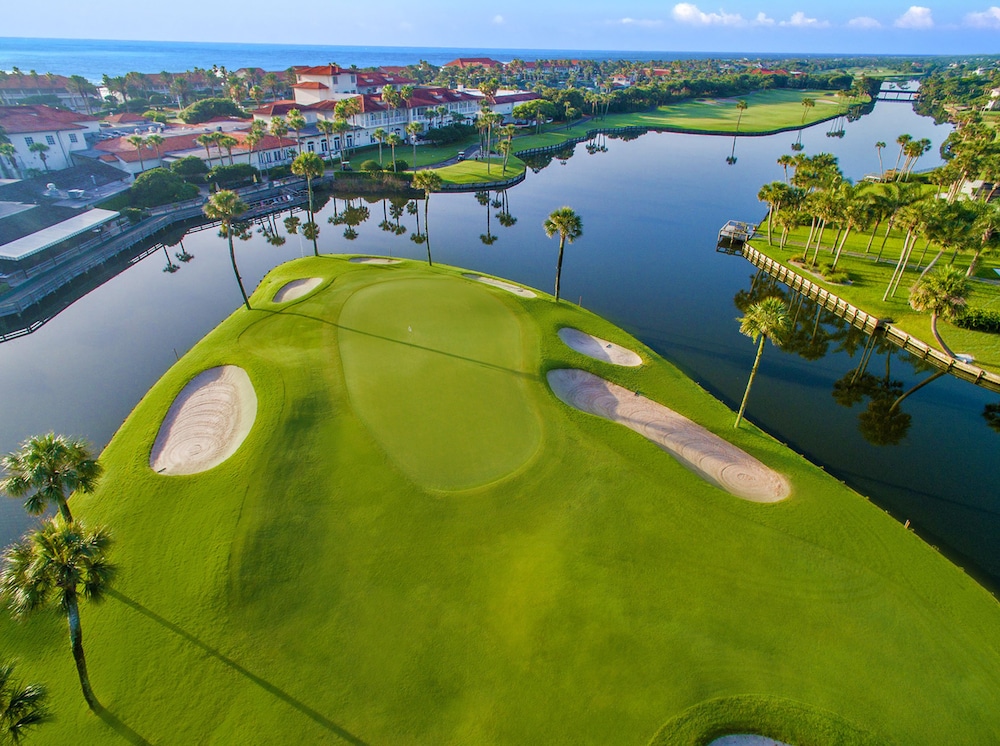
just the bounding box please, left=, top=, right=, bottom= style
left=4, top=258, right=1000, bottom=744
left=433, top=155, right=525, bottom=185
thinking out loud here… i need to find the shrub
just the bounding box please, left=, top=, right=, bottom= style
left=423, top=123, right=476, bottom=145
left=359, top=160, right=382, bottom=173
left=956, top=308, right=1000, bottom=333
left=121, top=207, right=145, bottom=224
left=129, top=168, right=199, bottom=208
left=268, top=164, right=292, bottom=179
left=170, top=156, right=209, bottom=179
left=388, top=159, right=409, bottom=173
left=143, top=110, right=169, bottom=124
left=825, top=270, right=850, bottom=284
left=207, top=163, right=258, bottom=188
left=178, top=97, right=247, bottom=124
left=789, top=254, right=805, bottom=264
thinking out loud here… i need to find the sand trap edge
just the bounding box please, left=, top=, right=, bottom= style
left=462, top=273, right=537, bottom=298
left=273, top=277, right=323, bottom=303
left=547, top=369, right=790, bottom=503
left=149, top=365, right=257, bottom=476
left=349, top=256, right=401, bottom=264
left=558, top=327, right=642, bottom=367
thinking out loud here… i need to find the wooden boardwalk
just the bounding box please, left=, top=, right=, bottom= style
left=741, top=245, right=1000, bottom=394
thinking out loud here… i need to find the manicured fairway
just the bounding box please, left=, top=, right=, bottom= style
left=3, top=257, right=1000, bottom=745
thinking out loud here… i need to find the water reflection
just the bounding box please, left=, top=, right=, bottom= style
left=733, top=269, right=954, bottom=448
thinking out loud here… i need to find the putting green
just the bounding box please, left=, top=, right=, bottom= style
left=338, top=275, right=542, bottom=490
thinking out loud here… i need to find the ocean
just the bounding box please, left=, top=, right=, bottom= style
left=0, top=37, right=801, bottom=83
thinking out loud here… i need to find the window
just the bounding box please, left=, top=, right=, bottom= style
left=320, top=140, right=327, bottom=152
left=45, top=135, right=55, bottom=145
left=69, top=133, right=78, bottom=143
left=24, top=136, right=34, bottom=146
left=307, top=142, right=314, bottom=153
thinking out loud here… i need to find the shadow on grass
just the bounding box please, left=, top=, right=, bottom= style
left=108, top=590, right=369, bottom=745
left=94, top=703, right=153, bottom=746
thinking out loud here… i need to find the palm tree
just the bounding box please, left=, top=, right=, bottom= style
left=373, top=127, right=387, bottom=164
left=291, top=152, right=325, bottom=256
left=203, top=190, right=251, bottom=310
left=1, top=433, right=102, bottom=525
left=875, top=141, right=886, bottom=177
left=315, top=119, right=335, bottom=163
left=777, top=153, right=795, bottom=184
left=145, top=133, right=164, bottom=165
left=196, top=133, right=215, bottom=165
left=1, top=519, right=115, bottom=711
left=244, top=121, right=265, bottom=170
left=126, top=135, right=147, bottom=172
left=543, top=207, right=583, bottom=302
left=406, top=121, right=423, bottom=167
left=0, top=143, right=21, bottom=179
left=734, top=99, right=748, bottom=133
left=386, top=133, right=403, bottom=172
left=412, top=170, right=442, bottom=266
left=217, top=134, right=238, bottom=166
left=799, top=97, right=815, bottom=125
left=757, top=181, right=790, bottom=245
left=909, top=266, right=969, bottom=358
left=0, top=660, right=49, bottom=743
left=27, top=142, right=49, bottom=172
left=893, top=133, right=912, bottom=176
left=286, top=108, right=306, bottom=154
left=734, top=297, right=790, bottom=428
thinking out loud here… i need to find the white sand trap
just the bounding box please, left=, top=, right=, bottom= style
left=272, top=277, right=322, bottom=303
left=463, top=274, right=537, bottom=298
left=558, top=327, right=642, bottom=367
left=149, top=366, right=257, bottom=476
left=547, top=369, right=790, bottom=502
left=709, top=737, right=791, bottom=746
left=349, top=256, right=401, bottom=264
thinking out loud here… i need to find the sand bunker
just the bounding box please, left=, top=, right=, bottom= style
left=149, top=366, right=257, bottom=476
left=547, top=369, right=790, bottom=502
left=349, top=257, right=401, bottom=264
left=463, top=274, right=537, bottom=298
left=272, top=277, right=322, bottom=303
left=558, top=327, right=642, bottom=367
left=709, top=737, right=791, bottom=746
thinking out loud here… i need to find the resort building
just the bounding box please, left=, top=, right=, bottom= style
left=0, top=72, right=99, bottom=112
left=0, top=105, right=101, bottom=174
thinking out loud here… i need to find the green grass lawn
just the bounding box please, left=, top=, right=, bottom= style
left=4, top=257, right=1000, bottom=744
left=433, top=155, right=525, bottom=185
left=750, top=220, right=1000, bottom=372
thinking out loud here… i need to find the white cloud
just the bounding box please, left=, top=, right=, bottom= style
left=848, top=16, right=882, bottom=29
left=779, top=11, right=830, bottom=28
left=618, top=17, right=664, bottom=27
left=753, top=12, right=775, bottom=26
left=671, top=3, right=746, bottom=26
left=965, top=6, right=1000, bottom=28
left=894, top=6, right=933, bottom=28
left=492, top=14, right=504, bottom=25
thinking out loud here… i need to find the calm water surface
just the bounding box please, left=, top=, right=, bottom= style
left=3, top=98, right=998, bottom=588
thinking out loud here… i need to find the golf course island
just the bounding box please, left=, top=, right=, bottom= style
left=7, top=256, right=1000, bottom=744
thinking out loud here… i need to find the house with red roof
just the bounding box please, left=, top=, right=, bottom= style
left=0, top=72, right=99, bottom=112
left=0, top=105, right=100, bottom=174
left=443, top=58, right=503, bottom=70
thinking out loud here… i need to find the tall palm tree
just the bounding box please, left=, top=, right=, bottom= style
left=286, top=108, right=306, bottom=154
left=268, top=117, right=289, bottom=173
left=1, top=433, right=102, bottom=525
left=406, top=121, right=423, bottom=167
left=875, top=141, right=886, bottom=177
left=126, top=135, right=147, bottom=173
left=543, top=207, right=583, bottom=302
left=217, top=134, right=238, bottom=166
left=145, top=133, right=164, bottom=165
left=0, top=660, right=49, bottom=743
left=196, top=133, right=215, bottom=165
left=203, top=190, right=251, bottom=310
left=386, top=133, right=403, bottom=172
left=372, top=127, right=387, bottom=164
left=315, top=119, right=335, bottom=163
left=291, top=152, right=325, bottom=256
left=776, top=153, right=795, bottom=184
left=734, top=297, right=790, bottom=428
left=27, top=142, right=49, bottom=172
left=799, top=97, right=815, bottom=125
left=244, top=120, right=265, bottom=170
left=734, top=99, right=748, bottom=133
left=1, top=519, right=116, bottom=711
left=757, top=181, right=791, bottom=245
left=893, top=133, right=912, bottom=176
left=412, top=169, right=442, bottom=266
left=909, top=266, right=969, bottom=359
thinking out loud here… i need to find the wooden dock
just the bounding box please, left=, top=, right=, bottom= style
left=717, top=220, right=756, bottom=253
left=741, top=245, right=1000, bottom=394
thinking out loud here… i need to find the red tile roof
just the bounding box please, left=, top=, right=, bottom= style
left=103, top=112, right=148, bottom=124
left=443, top=58, right=502, bottom=69
left=296, top=65, right=347, bottom=76
left=356, top=72, right=415, bottom=88
left=0, top=105, right=95, bottom=134
left=292, top=81, right=329, bottom=90
left=94, top=129, right=296, bottom=163
left=0, top=73, right=73, bottom=91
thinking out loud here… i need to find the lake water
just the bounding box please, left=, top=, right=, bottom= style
left=2, top=96, right=998, bottom=590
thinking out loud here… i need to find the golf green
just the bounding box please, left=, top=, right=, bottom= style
left=338, top=275, right=542, bottom=489
left=3, top=257, right=1000, bottom=745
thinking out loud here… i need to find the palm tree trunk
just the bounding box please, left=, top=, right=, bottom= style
left=424, top=197, right=433, bottom=266
left=57, top=497, right=73, bottom=524
left=735, top=335, right=766, bottom=428
left=227, top=232, right=251, bottom=310
left=865, top=219, right=881, bottom=253
left=876, top=216, right=896, bottom=261
left=832, top=225, right=852, bottom=270
left=554, top=236, right=566, bottom=301
left=67, top=593, right=99, bottom=710
left=890, top=370, right=947, bottom=413
left=930, top=313, right=957, bottom=358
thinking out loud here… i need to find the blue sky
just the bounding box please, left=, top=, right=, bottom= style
left=6, top=2, right=1000, bottom=54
